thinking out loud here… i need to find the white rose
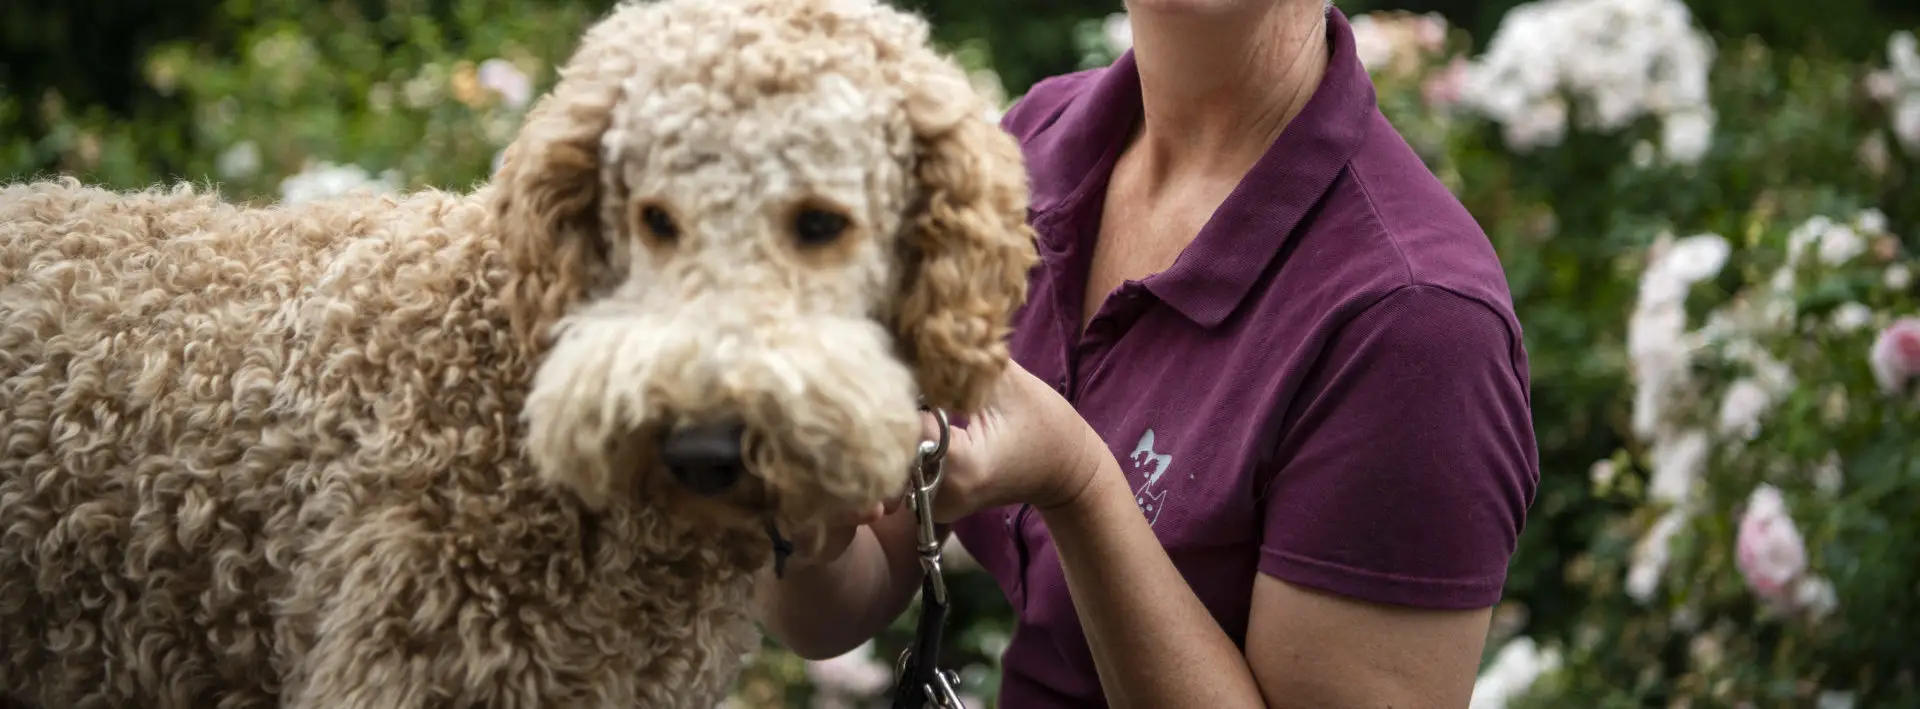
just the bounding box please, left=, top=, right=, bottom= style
left=1660, top=233, right=1732, bottom=284
left=1813, top=452, right=1845, bottom=495
left=1648, top=429, right=1710, bottom=504
left=1716, top=378, right=1771, bottom=439
left=1470, top=637, right=1562, bottom=709
left=1832, top=303, right=1873, bottom=332
left=1626, top=508, right=1688, bottom=603
left=1660, top=108, right=1714, bottom=165
left=1589, top=458, right=1618, bottom=488
left=1793, top=575, right=1839, bottom=619
left=1817, top=223, right=1867, bottom=265
left=1885, top=263, right=1913, bottom=291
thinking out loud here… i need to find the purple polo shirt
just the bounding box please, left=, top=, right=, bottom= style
left=948, top=7, right=1539, bottom=707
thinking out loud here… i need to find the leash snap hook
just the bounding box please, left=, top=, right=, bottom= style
left=890, top=402, right=966, bottom=709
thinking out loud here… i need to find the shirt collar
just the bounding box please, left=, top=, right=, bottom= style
left=1028, top=6, right=1379, bottom=328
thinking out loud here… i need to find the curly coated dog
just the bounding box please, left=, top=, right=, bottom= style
left=0, top=0, right=1037, bottom=705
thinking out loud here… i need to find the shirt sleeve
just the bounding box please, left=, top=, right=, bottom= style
left=997, top=71, right=1096, bottom=140
left=1258, top=284, right=1539, bottom=610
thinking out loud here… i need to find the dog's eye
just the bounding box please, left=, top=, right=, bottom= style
left=792, top=207, right=850, bottom=247
left=638, top=203, right=680, bottom=243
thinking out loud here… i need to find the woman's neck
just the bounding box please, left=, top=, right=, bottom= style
left=1124, top=0, right=1331, bottom=182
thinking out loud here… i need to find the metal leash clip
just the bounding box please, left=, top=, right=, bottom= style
left=889, top=404, right=967, bottom=709
left=922, top=668, right=967, bottom=709
left=909, top=405, right=950, bottom=606
left=894, top=648, right=966, bottom=709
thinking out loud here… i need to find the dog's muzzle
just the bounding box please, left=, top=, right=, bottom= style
left=659, top=421, right=749, bottom=496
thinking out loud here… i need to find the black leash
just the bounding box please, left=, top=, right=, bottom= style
left=889, top=405, right=966, bottom=709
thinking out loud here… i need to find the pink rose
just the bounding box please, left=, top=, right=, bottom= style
left=1412, top=14, right=1448, bottom=54
left=1421, top=57, right=1469, bottom=110
left=1869, top=317, right=1920, bottom=396
left=1735, top=484, right=1807, bottom=602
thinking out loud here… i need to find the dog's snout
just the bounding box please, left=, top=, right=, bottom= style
left=660, top=422, right=749, bottom=496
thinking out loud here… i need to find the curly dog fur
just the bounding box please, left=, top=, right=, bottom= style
left=0, top=0, right=1037, bottom=705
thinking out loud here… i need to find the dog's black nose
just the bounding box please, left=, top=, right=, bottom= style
left=660, top=422, right=748, bottom=496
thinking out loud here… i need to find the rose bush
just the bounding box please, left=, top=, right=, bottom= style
left=1506, top=204, right=1920, bottom=706
left=1329, top=0, right=1917, bottom=704
left=1342, top=1, right=1919, bottom=704
left=6, top=0, right=1919, bottom=705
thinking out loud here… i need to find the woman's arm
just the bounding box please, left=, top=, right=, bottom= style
left=1038, top=457, right=1267, bottom=708
left=1045, top=285, right=1530, bottom=708
left=1041, top=452, right=1494, bottom=709
left=755, top=505, right=927, bottom=660
left=1243, top=577, right=1491, bottom=707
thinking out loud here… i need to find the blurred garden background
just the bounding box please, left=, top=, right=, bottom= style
left=6, top=0, right=1920, bottom=705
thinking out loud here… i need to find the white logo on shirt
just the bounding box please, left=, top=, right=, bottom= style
left=1129, top=429, right=1173, bottom=527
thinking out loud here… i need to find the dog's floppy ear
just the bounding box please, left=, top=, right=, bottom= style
left=891, top=59, right=1040, bottom=414
left=490, top=47, right=631, bottom=351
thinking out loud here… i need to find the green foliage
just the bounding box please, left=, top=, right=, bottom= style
left=3, top=0, right=613, bottom=197
left=1514, top=212, right=1920, bottom=706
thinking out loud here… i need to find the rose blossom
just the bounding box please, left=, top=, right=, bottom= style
left=1813, top=452, right=1845, bottom=495
left=1588, top=458, right=1617, bottom=487
left=1887, top=263, right=1914, bottom=291
left=1423, top=57, right=1470, bottom=109
left=1660, top=108, right=1714, bottom=164
left=1866, top=69, right=1900, bottom=102
left=1470, top=636, right=1561, bottom=709
left=1735, top=484, right=1807, bottom=602
left=476, top=58, right=533, bottom=109
left=1869, top=317, right=1920, bottom=396
left=1626, top=508, right=1687, bottom=602
left=1716, top=378, right=1771, bottom=439
left=1350, top=14, right=1394, bottom=71
left=1832, top=302, right=1873, bottom=332
left=1102, top=13, right=1133, bottom=55
left=1793, top=575, right=1839, bottom=619
left=1412, top=13, right=1449, bottom=53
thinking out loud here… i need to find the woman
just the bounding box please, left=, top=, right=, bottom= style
left=758, top=0, right=1539, bottom=706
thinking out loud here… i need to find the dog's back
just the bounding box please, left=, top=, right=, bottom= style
left=0, top=178, right=527, bottom=707
left=0, top=178, right=762, bottom=709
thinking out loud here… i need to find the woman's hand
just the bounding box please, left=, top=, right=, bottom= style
left=922, top=361, right=1109, bottom=523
